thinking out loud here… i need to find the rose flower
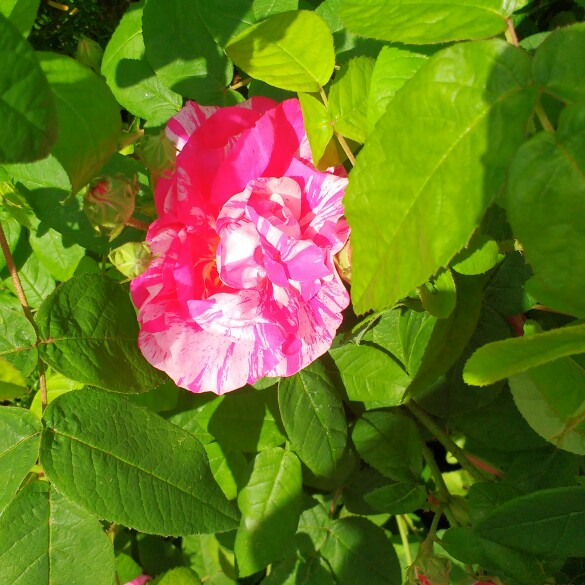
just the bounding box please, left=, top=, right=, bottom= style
left=131, top=98, right=349, bottom=394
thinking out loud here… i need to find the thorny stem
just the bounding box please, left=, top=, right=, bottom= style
left=0, top=222, right=48, bottom=411
left=421, top=442, right=460, bottom=528
left=505, top=17, right=519, bottom=47
left=535, top=99, right=556, bottom=133
left=229, top=77, right=252, bottom=90
left=118, top=129, right=144, bottom=150
left=318, top=86, right=357, bottom=167
left=407, top=401, right=490, bottom=482
left=397, top=515, right=413, bottom=566
left=428, top=507, right=443, bottom=538
left=126, top=216, right=151, bottom=231
left=330, top=486, right=343, bottom=517
left=335, top=132, right=357, bottom=166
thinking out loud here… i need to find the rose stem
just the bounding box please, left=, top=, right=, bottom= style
left=0, top=222, right=48, bottom=411
left=318, top=85, right=357, bottom=166
left=126, top=217, right=151, bottom=231
left=505, top=17, right=519, bottom=47
left=397, top=515, right=413, bottom=566
left=406, top=400, right=491, bottom=482
left=421, top=442, right=460, bottom=527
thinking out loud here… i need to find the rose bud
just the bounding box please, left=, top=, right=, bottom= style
left=83, top=174, right=138, bottom=240
left=407, top=553, right=451, bottom=585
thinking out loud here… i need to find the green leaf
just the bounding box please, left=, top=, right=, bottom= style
left=0, top=305, right=37, bottom=376
left=143, top=0, right=232, bottom=102
left=298, top=92, right=333, bottom=165
left=451, top=233, right=500, bottom=275
left=418, top=305, right=508, bottom=417
left=40, top=388, right=240, bottom=536
left=509, top=355, right=585, bottom=455
left=30, top=369, right=83, bottom=418
left=315, top=0, right=386, bottom=63
left=0, top=480, right=116, bottom=585
left=442, top=527, right=551, bottom=585
left=367, top=46, right=428, bottom=135
left=369, top=310, right=404, bottom=362
left=484, top=250, right=533, bottom=316
left=195, top=0, right=299, bottom=47
left=37, top=274, right=166, bottom=393
left=406, top=274, right=485, bottom=396
left=204, top=441, right=248, bottom=501
left=329, top=343, right=410, bottom=403
left=0, top=406, right=41, bottom=513
left=226, top=10, right=334, bottom=92
left=533, top=22, right=585, bottom=104
left=0, top=0, right=41, bottom=36
left=29, top=225, right=84, bottom=281
left=417, top=269, right=456, bottom=319
left=4, top=239, right=55, bottom=308
left=345, top=40, right=536, bottom=314
left=320, top=517, right=401, bottom=585
left=101, top=2, right=182, bottom=126
left=468, top=482, right=520, bottom=524
left=183, top=533, right=236, bottom=582
left=452, top=388, right=547, bottom=453
left=464, top=323, right=585, bottom=386
left=38, top=53, right=120, bottom=193
left=328, top=57, right=375, bottom=143
left=295, top=495, right=331, bottom=557
left=0, top=357, right=28, bottom=400
left=197, top=386, right=285, bottom=452
left=235, top=447, right=302, bottom=576
left=0, top=13, right=57, bottom=163
left=351, top=411, right=422, bottom=482
left=337, top=0, right=510, bottom=44
left=152, top=567, right=201, bottom=585
left=475, top=486, right=585, bottom=557
left=278, top=360, right=347, bottom=478
left=505, top=104, right=585, bottom=317
left=364, top=481, right=427, bottom=514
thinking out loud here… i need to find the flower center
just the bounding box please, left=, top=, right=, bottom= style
left=215, top=177, right=330, bottom=300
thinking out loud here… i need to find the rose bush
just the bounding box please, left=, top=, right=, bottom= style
left=131, top=98, right=350, bottom=394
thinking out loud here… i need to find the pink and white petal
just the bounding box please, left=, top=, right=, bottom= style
left=217, top=222, right=265, bottom=289
left=188, top=289, right=286, bottom=348
left=138, top=321, right=278, bottom=394
left=166, top=101, right=220, bottom=151
left=281, top=239, right=329, bottom=282
left=266, top=277, right=349, bottom=377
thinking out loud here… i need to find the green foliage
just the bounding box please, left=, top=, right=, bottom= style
left=2, top=1, right=585, bottom=583
left=40, top=388, right=240, bottom=535
left=36, top=274, right=165, bottom=393
left=101, top=2, right=182, bottom=127
left=0, top=481, right=116, bottom=585
left=338, top=0, right=511, bottom=44
left=226, top=11, right=335, bottom=92
left=0, top=12, right=57, bottom=163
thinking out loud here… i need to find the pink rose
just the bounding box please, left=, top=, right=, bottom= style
left=124, top=575, right=151, bottom=585
left=131, top=98, right=350, bottom=394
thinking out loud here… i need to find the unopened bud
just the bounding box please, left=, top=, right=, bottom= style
left=109, top=242, right=153, bottom=280
left=83, top=175, right=138, bottom=240
left=407, top=554, right=451, bottom=585
left=76, top=36, right=103, bottom=74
